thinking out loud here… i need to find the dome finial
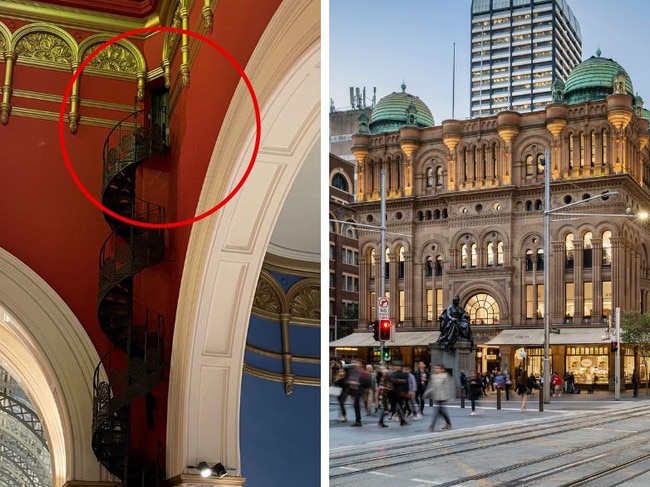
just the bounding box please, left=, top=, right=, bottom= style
left=401, top=81, right=406, bottom=93
left=596, top=47, right=602, bottom=57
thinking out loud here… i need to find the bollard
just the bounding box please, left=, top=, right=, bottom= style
left=539, top=385, right=543, bottom=411
left=460, top=386, right=465, bottom=408
left=496, top=386, right=501, bottom=410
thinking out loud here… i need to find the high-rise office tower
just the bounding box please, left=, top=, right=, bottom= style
left=470, top=0, right=582, bottom=117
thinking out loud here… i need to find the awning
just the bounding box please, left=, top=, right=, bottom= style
left=330, top=330, right=440, bottom=347
left=484, top=327, right=608, bottom=346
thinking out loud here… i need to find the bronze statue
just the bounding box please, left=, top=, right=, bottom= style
left=437, top=295, right=473, bottom=352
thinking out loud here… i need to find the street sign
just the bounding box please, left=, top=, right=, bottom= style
left=377, top=296, right=390, bottom=319
left=550, top=327, right=561, bottom=334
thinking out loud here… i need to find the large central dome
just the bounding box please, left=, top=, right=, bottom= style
left=563, top=50, right=634, bottom=104
left=369, top=83, right=434, bottom=134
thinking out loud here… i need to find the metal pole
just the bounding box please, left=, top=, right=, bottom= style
left=543, top=148, right=551, bottom=405
left=615, top=306, right=620, bottom=400
left=380, top=169, right=386, bottom=365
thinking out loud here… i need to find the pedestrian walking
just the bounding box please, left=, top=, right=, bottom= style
left=516, top=369, right=530, bottom=411
left=425, top=364, right=453, bottom=431
left=363, top=364, right=378, bottom=414
left=404, top=366, right=422, bottom=419
left=414, top=361, right=429, bottom=415
left=467, top=370, right=482, bottom=415
left=632, top=368, right=640, bottom=397
left=334, top=367, right=348, bottom=422
left=346, top=359, right=369, bottom=427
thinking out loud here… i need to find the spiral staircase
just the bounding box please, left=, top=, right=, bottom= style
left=92, top=111, right=167, bottom=485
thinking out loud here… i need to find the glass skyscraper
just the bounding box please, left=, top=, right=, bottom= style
left=470, top=0, right=582, bottom=117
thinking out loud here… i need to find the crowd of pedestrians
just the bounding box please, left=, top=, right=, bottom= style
left=330, top=359, right=554, bottom=431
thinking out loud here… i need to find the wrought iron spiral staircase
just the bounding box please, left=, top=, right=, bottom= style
left=92, top=110, right=166, bottom=484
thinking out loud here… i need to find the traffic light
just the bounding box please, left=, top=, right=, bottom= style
left=372, top=320, right=380, bottom=341
left=383, top=349, right=390, bottom=361
left=379, top=319, right=391, bottom=341
left=611, top=341, right=618, bottom=352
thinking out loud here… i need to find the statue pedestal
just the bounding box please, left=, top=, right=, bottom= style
left=429, top=341, right=474, bottom=398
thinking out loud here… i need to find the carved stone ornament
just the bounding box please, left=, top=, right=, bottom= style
left=291, top=286, right=320, bottom=319
left=83, top=43, right=138, bottom=73
left=253, top=278, right=282, bottom=314
left=15, top=32, right=72, bottom=65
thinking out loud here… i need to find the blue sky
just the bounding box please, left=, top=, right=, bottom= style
left=329, top=0, right=650, bottom=121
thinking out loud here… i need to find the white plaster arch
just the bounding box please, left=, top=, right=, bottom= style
left=166, top=0, right=319, bottom=478
left=0, top=247, right=104, bottom=486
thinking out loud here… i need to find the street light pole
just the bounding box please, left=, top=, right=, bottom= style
left=543, top=149, right=551, bottom=405
left=615, top=306, right=620, bottom=400
left=379, top=168, right=386, bottom=364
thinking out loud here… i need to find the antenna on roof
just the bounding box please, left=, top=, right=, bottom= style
left=452, top=42, right=456, bottom=119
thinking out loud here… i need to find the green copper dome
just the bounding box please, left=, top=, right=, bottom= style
left=369, top=83, right=434, bottom=134
left=563, top=51, right=634, bottom=104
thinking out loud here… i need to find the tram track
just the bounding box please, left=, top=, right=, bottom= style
left=330, top=403, right=650, bottom=484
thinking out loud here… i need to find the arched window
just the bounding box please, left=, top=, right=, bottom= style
left=487, top=242, right=495, bottom=267
left=425, top=256, right=433, bottom=277
left=370, top=248, right=376, bottom=279
left=466, top=293, right=500, bottom=325
left=434, top=209, right=441, bottom=220
left=329, top=220, right=336, bottom=233
left=417, top=211, right=424, bottom=221
left=425, top=210, right=432, bottom=220
left=535, top=200, right=543, bottom=210
left=537, top=154, right=545, bottom=174
left=436, top=255, right=443, bottom=276
left=426, top=167, right=434, bottom=188
left=537, top=248, right=544, bottom=270
left=602, top=230, right=612, bottom=265
left=565, top=234, right=575, bottom=269
left=492, top=142, right=499, bottom=177
left=579, top=132, right=585, bottom=168
left=342, top=222, right=357, bottom=239
left=602, top=129, right=608, bottom=166
left=331, top=173, right=348, bottom=192
left=590, top=131, right=596, bottom=167
left=398, top=246, right=405, bottom=278
left=568, top=133, right=574, bottom=169
left=583, top=232, right=593, bottom=268
left=470, top=243, right=478, bottom=267
left=436, top=166, right=444, bottom=187
left=525, top=155, right=534, bottom=176
left=442, top=208, right=448, bottom=219
left=525, top=201, right=533, bottom=212
left=525, top=249, right=534, bottom=271
left=497, top=241, right=504, bottom=266
left=463, top=148, right=469, bottom=181
left=461, top=244, right=469, bottom=269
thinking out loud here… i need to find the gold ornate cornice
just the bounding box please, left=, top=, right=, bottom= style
left=0, top=1, right=157, bottom=32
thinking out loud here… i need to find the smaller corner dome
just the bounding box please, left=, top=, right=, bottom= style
left=369, top=83, right=435, bottom=134
left=563, top=52, right=634, bottom=104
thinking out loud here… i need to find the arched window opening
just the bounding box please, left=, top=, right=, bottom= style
left=442, top=208, right=448, bottom=219
left=487, top=242, right=495, bottom=267
left=466, top=293, right=500, bottom=325
left=602, top=230, right=612, bottom=265
left=565, top=234, right=575, bottom=269
left=370, top=248, right=376, bottom=279
left=331, top=173, right=349, bottom=192
left=525, top=249, right=534, bottom=271
left=398, top=246, right=405, bottom=279
left=568, top=133, right=574, bottom=169
left=436, top=255, right=443, bottom=276
left=426, top=167, right=434, bottom=188
left=463, top=148, right=469, bottom=181
left=461, top=244, right=469, bottom=269
left=590, top=131, right=596, bottom=167
left=497, top=241, right=504, bottom=266
left=579, top=132, right=585, bottom=168
left=537, top=248, right=544, bottom=270
left=583, top=231, right=593, bottom=268
left=602, top=129, right=608, bottom=166
left=525, top=155, right=534, bottom=176
left=470, top=243, right=478, bottom=268
left=417, top=211, right=424, bottom=221
left=425, top=210, right=432, bottom=220
left=492, top=142, right=499, bottom=177
left=425, top=256, right=433, bottom=277
left=434, top=209, right=441, bottom=220
left=343, top=222, right=357, bottom=239
left=525, top=200, right=533, bottom=212
left=436, top=166, right=444, bottom=187
left=537, top=154, right=545, bottom=174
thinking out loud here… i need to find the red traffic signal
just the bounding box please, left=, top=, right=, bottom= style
left=379, top=319, right=391, bottom=341
left=611, top=341, right=618, bottom=352
left=372, top=320, right=380, bottom=341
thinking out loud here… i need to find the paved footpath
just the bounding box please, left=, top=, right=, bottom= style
left=329, top=389, right=650, bottom=450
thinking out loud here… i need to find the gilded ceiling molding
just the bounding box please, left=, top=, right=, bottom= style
left=79, top=34, right=147, bottom=110
left=286, top=278, right=321, bottom=325
left=5, top=23, right=77, bottom=126
left=251, top=270, right=286, bottom=317
left=0, top=21, right=10, bottom=58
